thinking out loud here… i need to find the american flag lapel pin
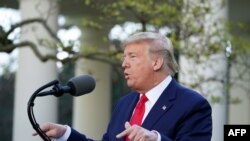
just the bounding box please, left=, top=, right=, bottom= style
left=162, top=105, right=167, bottom=110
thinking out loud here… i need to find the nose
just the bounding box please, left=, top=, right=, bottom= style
left=122, top=57, right=129, bottom=68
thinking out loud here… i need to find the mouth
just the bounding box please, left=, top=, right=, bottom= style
left=124, top=72, right=129, bottom=79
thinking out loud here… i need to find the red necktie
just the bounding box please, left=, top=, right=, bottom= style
left=126, top=94, right=148, bottom=141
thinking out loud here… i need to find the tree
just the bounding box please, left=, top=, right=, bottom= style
left=80, top=0, right=250, bottom=103
left=0, top=18, right=121, bottom=65
left=1, top=1, right=249, bottom=140
left=0, top=0, right=249, bottom=102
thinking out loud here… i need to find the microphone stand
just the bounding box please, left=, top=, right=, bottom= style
left=27, top=79, right=59, bottom=141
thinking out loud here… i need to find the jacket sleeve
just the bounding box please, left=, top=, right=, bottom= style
left=67, top=128, right=95, bottom=141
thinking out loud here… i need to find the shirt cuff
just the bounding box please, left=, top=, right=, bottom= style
left=52, top=125, right=71, bottom=141
left=151, top=130, right=161, bottom=141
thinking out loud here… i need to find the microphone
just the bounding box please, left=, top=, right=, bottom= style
left=37, top=75, right=96, bottom=97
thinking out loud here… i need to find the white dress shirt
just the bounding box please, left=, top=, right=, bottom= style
left=141, top=75, right=172, bottom=141
left=55, top=75, right=172, bottom=141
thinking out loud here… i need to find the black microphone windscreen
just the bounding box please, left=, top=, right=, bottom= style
left=67, top=75, right=96, bottom=96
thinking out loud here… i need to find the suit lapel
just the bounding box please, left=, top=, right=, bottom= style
left=142, top=79, right=177, bottom=129
left=123, top=93, right=140, bottom=122
left=111, top=93, right=139, bottom=141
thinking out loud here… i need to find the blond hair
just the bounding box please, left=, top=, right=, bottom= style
left=122, top=32, right=179, bottom=76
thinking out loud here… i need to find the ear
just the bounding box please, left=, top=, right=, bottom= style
left=153, top=57, right=164, bottom=71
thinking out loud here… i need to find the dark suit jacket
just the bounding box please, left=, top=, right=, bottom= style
left=68, top=78, right=212, bottom=141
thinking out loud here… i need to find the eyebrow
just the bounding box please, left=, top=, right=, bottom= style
left=124, top=51, right=137, bottom=56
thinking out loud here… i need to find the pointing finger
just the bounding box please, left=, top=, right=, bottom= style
left=116, top=122, right=131, bottom=138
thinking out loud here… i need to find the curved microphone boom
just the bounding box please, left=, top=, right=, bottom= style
left=37, top=75, right=96, bottom=97
left=27, top=74, right=96, bottom=141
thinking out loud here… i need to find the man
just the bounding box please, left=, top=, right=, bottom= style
left=33, top=32, right=212, bottom=141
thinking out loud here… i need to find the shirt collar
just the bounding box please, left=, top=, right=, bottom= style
left=143, top=75, right=172, bottom=105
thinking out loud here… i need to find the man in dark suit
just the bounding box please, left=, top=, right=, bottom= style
left=33, top=32, right=212, bottom=141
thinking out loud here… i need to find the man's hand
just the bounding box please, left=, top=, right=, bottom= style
left=32, top=122, right=67, bottom=138
left=116, top=122, right=158, bottom=141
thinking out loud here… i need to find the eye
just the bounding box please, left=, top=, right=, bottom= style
left=128, top=55, right=137, bottom=60
left=122, top=53, right=137, bottom=61
left=130, top=55, right=136, bottom=58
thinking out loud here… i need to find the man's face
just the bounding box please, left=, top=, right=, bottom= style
left=122, top=42, right=155, bottom=92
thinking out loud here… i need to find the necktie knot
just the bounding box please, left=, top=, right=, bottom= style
left=138, top=94, right=148, bottom=106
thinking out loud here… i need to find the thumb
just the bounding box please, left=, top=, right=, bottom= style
left=125, top=121, right=131, bottom=129
left=32, top=131, right=38, bottom=136
left=32, top=122, right=51, bottom=136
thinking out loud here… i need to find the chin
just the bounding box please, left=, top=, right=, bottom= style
left=127, top=81, right=134, bottom=88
